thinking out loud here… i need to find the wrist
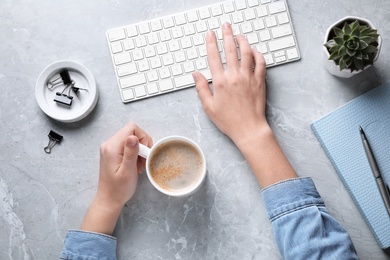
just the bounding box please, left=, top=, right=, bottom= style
left=231, top=121, right=273, bottom=151
left=80, top=196, right=124, bottom=235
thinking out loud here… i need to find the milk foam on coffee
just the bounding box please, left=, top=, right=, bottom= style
left=149, top=140, right=203, bottom=191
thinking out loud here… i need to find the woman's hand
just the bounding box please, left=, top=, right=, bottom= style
left=81, top=122, right=153, bottom=235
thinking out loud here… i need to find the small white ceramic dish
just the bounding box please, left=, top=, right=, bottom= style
left=35, top=60, right=98, bottom=123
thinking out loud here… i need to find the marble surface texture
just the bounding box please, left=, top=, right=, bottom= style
left=1, top=0, right=390, bottom=259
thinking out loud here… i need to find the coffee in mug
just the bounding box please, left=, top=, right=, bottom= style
left=139, top=136, right=206, bottom=197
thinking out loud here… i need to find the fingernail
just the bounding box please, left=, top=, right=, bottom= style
left=207, top=30, right=215, bottom=37
left=127, top=136, right=138, bottom=147
left=192, top=71, right=199, bottom=82
left=223, top=22, right=231, bottom=29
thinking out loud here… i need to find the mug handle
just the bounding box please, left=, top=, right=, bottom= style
left=138, top=143, right=151, bottom=159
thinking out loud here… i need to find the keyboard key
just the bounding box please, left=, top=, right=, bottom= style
left=162, top=17, right=175, bottom=28
left=114, top=52, right=131, bottom=65
left=235, top=0, right=247, bottom=10
left=162, top=54, right=174, bottom=66
left=147, top=71, right=159, bottom=81
left=147, top=33, right=159, bottom=44
left=183, top=23, right=196, bottom=35
left=180, top=38, right=192, bottom=49
left=159, top=79, right=174, bottom=91
left=138, top=22, right=150, bottom=34
left=255, top=43, right=268, bottom=53
left=268, top=36, right=295, bottom=52
left=159, top=67, right=171, bottom=79
left=186, top=49, right=198, bottom=60
left=135, top=35, right=147, bottom=47
left=123, top=39, right=135, bottom=50
left=208, top=17, right=219, bottom=29
left=248, top=0, right=259, bottom=7
left=174, top=51, right=186, bottom=62
left=252, top=19, right=265, bottom=30
left=243, top=9, right=256, bottom=20
left=159, top=30, right=171, bottom=41
left=193, top=34, right=204, bottom=46
left=122, top=88, right=134, bottom=100
left=150, top=57, right=162, bottom=69
left=275, top=55, right=286, bottom=63
left=171, top=64, right=183, bottom=76
left=117, top=63, right=137, bottom=76
left=186, top=10, right=199, bottom=22
left=175, top=13, right=186, bottom=25
left=168, top=40, right=181, bottom=52
left=241, top=22, right=253, bottom=34
left=144, top=46, right=156, bottom=58
left=263, top=53, right=274, bottom=65
left=210, top=4, right=223, bottom=16
left=271, top=24, right=292, bottom=38
left=108, top=29, right=125, bottom=42
left=268, top=1, right=286, bottom=14
left=256, top=6, right=268, bottom=17
left=132, top=49, right=144, bottom=61
left=265, top=16, right=277, bottom=27
left=247, top=33, right=259, bottom=44
left=219, top=14, right=232, bottom=25
left=286, top=47, right=299, bottom=59
left=195, top=21, right=208, bottom=33
left=199, top=69, right=212, bottom=80
left=126, top=25, right=138, bottom=37
left=222, top=2, right=235, bottom=13
left=171, top=27, right=184, bottom=38
left=110, top=42, right=123, bottom=54
left=138, top=60, right=150, bottom=72
left=195, top=58, right=208, bottom=70
left=120, top=74, right=146, bottom=88
left=134, top=85, right=147, bottom=97
left=199, top=7, right=211, bottom=19
left=183, top=61, right=195, bottom=73
left=174, top=74, right=195, bottom=88
left=231, top=12, right=244, bottom=23
left=156, top=43, right=168, bottom=55
left=277, top=12, right=290, bottom=24
left=147, top=83, right=159, bottom=94
left=150, top=19, right=163, bottom=31
left=259, top=30, right=271, bottom=41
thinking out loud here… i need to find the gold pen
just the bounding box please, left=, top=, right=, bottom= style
left=360, top=126, right=390, bottom=215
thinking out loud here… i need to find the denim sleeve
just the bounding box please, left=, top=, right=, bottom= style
left=60, top=230, right=117, bottom=260
left=261, top=177, right=358, bottom=260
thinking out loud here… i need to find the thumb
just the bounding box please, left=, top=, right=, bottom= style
left=121, top=135, right=139, bottom=171
left=192, top=71, right=213, bottom=111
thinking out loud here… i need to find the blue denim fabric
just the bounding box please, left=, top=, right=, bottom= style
left=60, top=230, right=117, bottom=260
left=60, top=177, right=358, bottom=259
left=262, top=177, right=358, bottom=260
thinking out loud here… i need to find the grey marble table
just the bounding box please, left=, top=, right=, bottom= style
left=1, top=1, right=390, bottom=259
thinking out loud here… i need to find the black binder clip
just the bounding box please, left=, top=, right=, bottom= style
left=47, top=69, right=72, bottom=90
left=44, top=130, right=63, bottom=154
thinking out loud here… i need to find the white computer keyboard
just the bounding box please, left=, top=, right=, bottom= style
left=106, top=0, right=300, bottom=103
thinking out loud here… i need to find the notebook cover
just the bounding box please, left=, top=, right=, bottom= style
left=311, top=81, right=390, bottom=249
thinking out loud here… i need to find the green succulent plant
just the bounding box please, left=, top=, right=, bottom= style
left=324, top=20, right=380, bottom=72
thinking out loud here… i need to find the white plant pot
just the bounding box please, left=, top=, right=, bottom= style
left=323, top=16, right=382, bottom=78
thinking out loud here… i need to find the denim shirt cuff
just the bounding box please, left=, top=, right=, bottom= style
left=60, top=230, right=117, bottom=260
left=261, top=177, right=325, bottom=221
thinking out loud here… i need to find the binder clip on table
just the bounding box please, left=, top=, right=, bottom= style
left=44, top=130, right=63, bottom=154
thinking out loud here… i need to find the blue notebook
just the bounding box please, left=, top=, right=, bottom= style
left=311, top=81, right=390, bottom=249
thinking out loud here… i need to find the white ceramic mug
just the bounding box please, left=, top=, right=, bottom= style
left=138, top=136, right=207, bottom=197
